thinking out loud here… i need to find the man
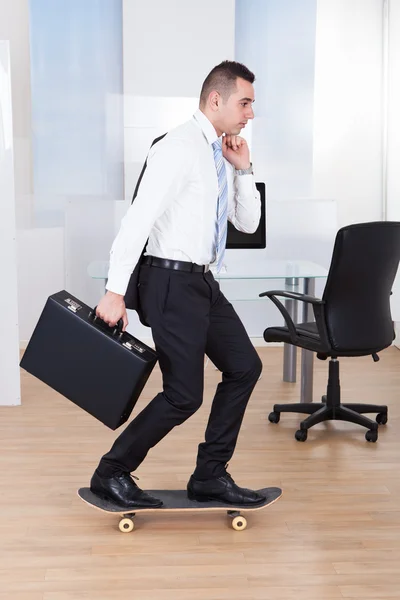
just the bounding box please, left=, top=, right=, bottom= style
left=91, top=60, right=264, bottom=509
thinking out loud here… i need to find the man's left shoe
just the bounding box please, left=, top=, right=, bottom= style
left=90, top=470, right=163, bottom=509
left=187, top=472, right=266, bottom=506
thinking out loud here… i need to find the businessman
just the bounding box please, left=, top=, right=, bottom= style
left=91, top=60, right=265, bottom=509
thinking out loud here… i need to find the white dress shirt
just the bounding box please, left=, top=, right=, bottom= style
left=106, top=109, right=261, bottom=295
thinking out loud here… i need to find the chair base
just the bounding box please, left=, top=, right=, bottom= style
left=269, top=359, right=388, bottom=442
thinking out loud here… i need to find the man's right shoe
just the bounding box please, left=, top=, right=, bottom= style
left=90, top=470, right=163, bottom=509
left=187, top=472, right=266, bottom=506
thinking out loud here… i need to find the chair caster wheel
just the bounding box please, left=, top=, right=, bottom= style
left=365, top=430, right=378, bottom=442
left=268, top=411, right=280, bottom=424
left=295, top=429, right=307, bottom=442
left=376, top=412, right=388, bottom=425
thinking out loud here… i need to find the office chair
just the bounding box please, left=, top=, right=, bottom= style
left=260, top=222, right=400, bottom=442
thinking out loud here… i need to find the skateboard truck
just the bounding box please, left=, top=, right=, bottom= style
left=118, top=510, right=247, bottom=533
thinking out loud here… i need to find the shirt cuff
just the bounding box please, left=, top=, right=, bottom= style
left=105, top=268, right=133, bottom=297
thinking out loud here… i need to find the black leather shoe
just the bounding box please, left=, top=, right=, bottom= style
left=187, top=472, right=266, bottom=506
left=90, top=470, right=163, bottom=509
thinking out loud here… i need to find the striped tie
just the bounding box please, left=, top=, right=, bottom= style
left=212, top=139, right=228, bottom=272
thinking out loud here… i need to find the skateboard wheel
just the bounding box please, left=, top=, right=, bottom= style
left=231, top=516, right=247, bottom=531
left=119, top=518, right=134, bottom=533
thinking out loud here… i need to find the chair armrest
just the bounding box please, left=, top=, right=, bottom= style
left=259, top=290, right=324, bottom=305
left=259, top=290, right=331, bottom=350
left=258, top=292, right=298, bottom=343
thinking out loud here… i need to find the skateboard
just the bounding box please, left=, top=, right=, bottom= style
left=77, top=486, right=282, bottom=533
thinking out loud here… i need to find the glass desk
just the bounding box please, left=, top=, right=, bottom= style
left=88, top=259, right=328, bottom=403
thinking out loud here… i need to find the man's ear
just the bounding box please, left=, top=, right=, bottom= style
left=209, top=91, right=220, bottom=111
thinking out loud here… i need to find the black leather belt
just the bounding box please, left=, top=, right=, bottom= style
left=143, top=255, right=210, bottom=273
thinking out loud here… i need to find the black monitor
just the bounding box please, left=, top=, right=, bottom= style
left=226, top=182, right=266, bottom=249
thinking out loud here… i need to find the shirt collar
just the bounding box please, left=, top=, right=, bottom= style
left=193, top=108, right=221, bottom=146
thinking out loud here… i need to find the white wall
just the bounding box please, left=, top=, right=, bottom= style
left=0, top=0, right=33, bottom=227
left=387, top=0, right=400, bottom=341
left=17, top=228, right=65, bottom=345
left=387, top=0, right=400, bottom=221
left=232, top=0, right=335, bottom=338
left=123, top=0, right=235, bottom=98
left=0, top=0, right=65, bottom=346
left=235, top=0, right=317, bottom=200
left=0, top=41, right=21, bottom=405
left=313, top=0, right=400, bottom=343
left=313, top=0, right=384, bottom=228
left=122, top=0, right=235, bottom=206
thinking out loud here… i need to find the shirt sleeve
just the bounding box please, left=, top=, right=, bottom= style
left=226, top=163, right=262, bottom=234
left=106, top=136, right=192, bottom=295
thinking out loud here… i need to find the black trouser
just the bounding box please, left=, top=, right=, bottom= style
left=97, top=262, right=263, bottom=480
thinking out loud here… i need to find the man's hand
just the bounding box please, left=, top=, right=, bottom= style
left=95, top=291, right=128, bottom=332
left=222, top=135, right=251, bottom=170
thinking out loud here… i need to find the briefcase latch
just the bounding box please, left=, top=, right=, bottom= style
left=65, top=298, right=82, bottom=313
left=122, top=341, right=145, bottom=354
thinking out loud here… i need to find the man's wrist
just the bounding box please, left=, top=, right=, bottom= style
left=106, top=290, right=124, bottom=300
left=235, top=162, right=253, bottom=175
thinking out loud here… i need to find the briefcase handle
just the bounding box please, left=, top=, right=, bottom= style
left=89, top=307, right=124, bottom=338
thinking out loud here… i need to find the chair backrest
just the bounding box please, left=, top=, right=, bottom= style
left=322, top=222, right=400, bottom=353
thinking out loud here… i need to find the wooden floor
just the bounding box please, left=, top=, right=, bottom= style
left=1, top=346, right=400, bottom=600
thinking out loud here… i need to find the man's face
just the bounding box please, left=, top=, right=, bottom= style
left=219, top=77, right=255, bottom=135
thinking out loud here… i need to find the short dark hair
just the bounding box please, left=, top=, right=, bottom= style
left=199, top=60, right=255, bottom=106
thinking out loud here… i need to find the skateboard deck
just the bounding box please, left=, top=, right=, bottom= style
left=77, top=486, right=282, bottom=532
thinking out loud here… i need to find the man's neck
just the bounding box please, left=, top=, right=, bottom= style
left=199, top=107, right=222, bottom=137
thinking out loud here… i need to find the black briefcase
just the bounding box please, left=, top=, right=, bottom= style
left=20, top=290, right=158, bottom=430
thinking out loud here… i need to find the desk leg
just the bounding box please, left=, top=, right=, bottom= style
left=300, top=277, right=315, bottom=403
left=283, top=277, right=300, bottom=382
